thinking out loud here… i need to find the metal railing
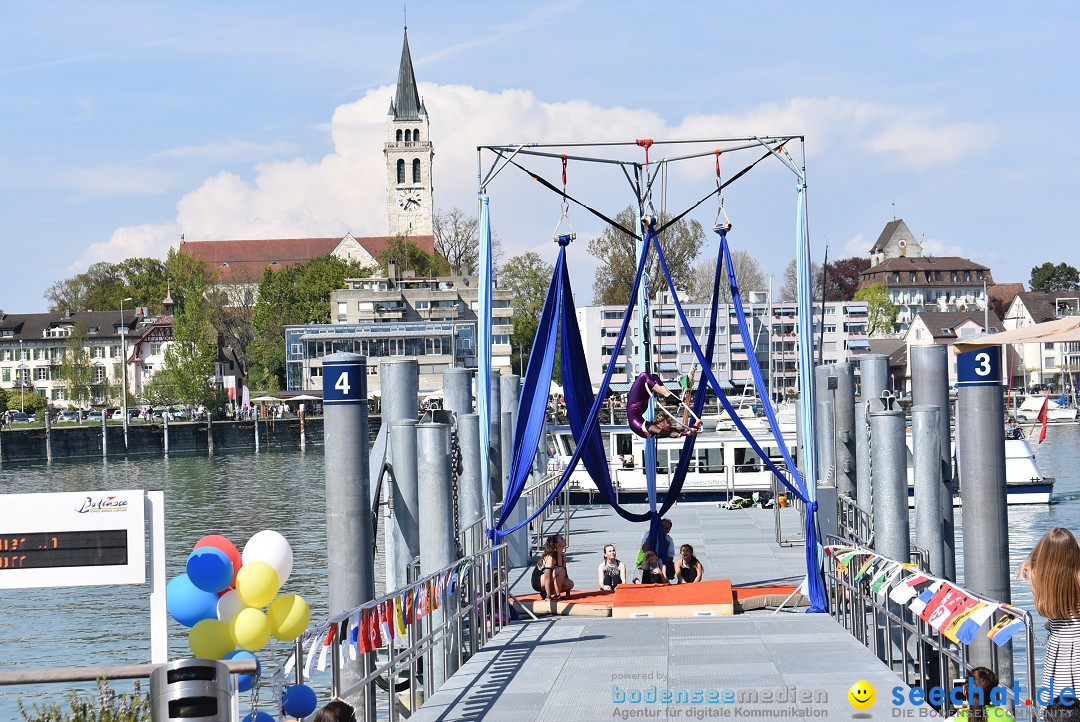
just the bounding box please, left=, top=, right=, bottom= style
left=457, top=470, right=571, bottom=556
left=770, top=464, right=805, bottom=546
left=837, top=493, right=874, bottom=548
left=291, top=543, right=510, bottom=721
left=824, top=535, right=1038, bottom=717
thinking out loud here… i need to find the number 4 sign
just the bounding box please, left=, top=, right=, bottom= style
left=956, top=347, right=1002, bottom=387
left=322, top=355, right=367, bottom=405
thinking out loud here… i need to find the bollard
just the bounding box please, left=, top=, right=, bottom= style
left=457, top=414, right=483, bottom=554
left=299, top=404, right=306, bottom=450
left=417, top=422, right=458, bottom=686
left=101, top=408, right=108, bottom=459
left=869, top=395, right=909, bottom=562
left=833, top=362, right=856, bottom=499
left=381, top=360, right=420, bottom=591
left=252, top=407, right=257, bottom=452
left=911, top=405, right=944, bottom=577
left=44, top=409, right=52, bottom=463
left=910, top=344, right=956, bottom=581
left=956, top=347, right=1011, bottom=676
left=207, top=412, right=214, bottom=455
left=500, top=374, right=528, bottom=566
left=321, top=353, right=374, bottom=707
left=164, top=411, right=170, bottom=455
left=489, top=369, right=503, bottom=503
left=814, top=365, right=834, bottom=484
left=389, top=420, right=420, bottom=594
left=443, top=368, right=474, bottom=417
left=855, top=354, right=889, bottom=516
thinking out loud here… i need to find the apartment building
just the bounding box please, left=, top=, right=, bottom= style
left=1003, top=291, right=1080, bottom=393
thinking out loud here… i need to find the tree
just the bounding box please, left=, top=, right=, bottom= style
left=433, top=207, right=480, bottom=275
left=854, top=283, right=898, bottom=336
left=779, top=259, right=824, bottom=302
left=45, top=258, right=169, bottom=314
left=57, top=321, right=95, bottom=406
left=685, top=250, right=767, bottom=303
left=378, top=237, right=450, bottom=278
left=588, top=207, right=705, bottom=305
left=499, top=252, right=554, bottom=379
left=1030, top=262, right=1080, bottom=292
left=823, top=256, right=871, bottom=301
left=163, top=268, right=219, bottom=409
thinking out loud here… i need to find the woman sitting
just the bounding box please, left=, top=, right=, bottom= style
left=531, top=534, right=574, bottom=600
left=637, top=550, right=669, bottom=585
left=674, top=544, right=703, bottom=584
left=598, top=544, right=626, bottom=591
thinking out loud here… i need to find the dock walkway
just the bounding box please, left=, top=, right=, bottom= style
left=411, top=504, right=935, bottom=720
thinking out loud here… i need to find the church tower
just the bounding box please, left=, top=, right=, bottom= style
left=385, top=29, right=434, bottom=238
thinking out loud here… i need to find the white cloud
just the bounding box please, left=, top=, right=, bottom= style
left=84, top=86, right=994, bottom=275
left=844, top=233, right=867, bottom=257
left=152, top=139, right=300, bottom=162
left=920, top=236, right=966, bottom=258
left=71, top=222, right=179, bottom=271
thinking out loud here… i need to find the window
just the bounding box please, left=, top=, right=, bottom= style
left=824, top=307, right=836, bottom=315
left=151, top=343, right=163, bottom=356
left=824, top=325, right=836, bottom=333
left=915, top=329, right=923, bottom=341
left=412, top=159, right=421, bottom=183
left=425, top=338, right=444, bottom=355
left=414, top=128, right=420, bottom=140
left=367, top=365, right=379, bottom=376
left=493, top=335, right=510, bottom=345
left=893, top=272, right=900, bottom=283
left=337, top=301, right=347, bottom=317
left=1, top=369, right=7, bottom=382
left=686, top=308, right=702, bottom=318
left=291, top=343, right=302, bottom=356
left=36, top=367, right=48, bottom=381
left=415, top=300, right=430, bottom=310
left=404, top=129, right=412, bottom=142
left=390, top=339, right=405, bottom=357
left=680, top=344, right=692, bottom=354
left=977, top=271, right=984, bottom=280
left=964, top=271, right=971, bottom=282
left=110, top=346, right=119, bottom=358
left=602, top=310, right=623, bottom=320
left=93, top=366, right=106, bottom=383
left=91, top=347, right=105, bottom=359
left=144, top=364, right=154, bottom=372
left=950, top=271, right=958, bottom=282
left=1046, top=356, right=1056, bottom=369
left=396, top=159, right=405, bottom=184
left=1045, top=342, right=1055, bottom=349
left=1, top=350, right=8, bottom=361
left=396, top=129, right=403, bottom=142
left=910, top=272, right=917, bottom=282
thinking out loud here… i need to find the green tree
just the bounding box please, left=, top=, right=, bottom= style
left=500, top=252, right=555, bottom=379
left=1030, top=262, right=1080, bottom=292
left=854, top=283, right=898, bottom=335
left=434, top=207, right=480, bottom=275
left=587, top=207, right=705, bottom=305
left=162, top=253, right=218, bottom=409
left=779, top=258, right=824, bottom=302
left=378, top=236, right=450, bottom=278
left=57, top=321, right=95, bottom=406
left=685, top=250, right=767, bottom=303
left=44, top=258, right=168, bottom=314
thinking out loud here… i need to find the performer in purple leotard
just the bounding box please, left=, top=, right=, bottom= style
left=626, top=372, right=701, bottom=439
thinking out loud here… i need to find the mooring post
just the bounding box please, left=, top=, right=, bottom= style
left=814, top=365, right=834, bottom=485
left=869, top=394, right=909, bottom=562
left=457, top=413, right=483, bottom=554
left=417, top=421, right=458, bottom=685
left=910, top=344, right=957, bottom=581
left=489, top=369, right=503, bottom=503
left=855, top=354, right=890, bottom=517
left=381, top=360, right=420, bottom=592
left=207, top=412, right=214, bottom=455
left=163, top=411, right=169, bottom=455
left=252, top=406, right=258, bottom=452
left=443, top=367, right=474, bottom=417
left=912, top=405, right=944, bottom=576
left=321, top=352, right=373, bottom=707
left=44, top=409, right=52, bottom=463
left=500, top=374, right=528, bottom=565
left=956, top=346, right=1012, bottom=677
left=833, top=362, right=856, bottom=500
left=101, top=408, right=107, bottom=459
left=390, top=419, right=420, bottom=595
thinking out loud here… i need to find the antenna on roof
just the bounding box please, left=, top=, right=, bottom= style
left=892, top=199, right=896, bottom=221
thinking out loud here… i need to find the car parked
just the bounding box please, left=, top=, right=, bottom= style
left=9, top=411, right=29, bottom=423
left=86, top=410, right=104, bottom=422
left=56, top=410, right=79, bottom=423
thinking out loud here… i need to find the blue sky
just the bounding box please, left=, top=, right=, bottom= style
left=2, top=0, right=1078, bottom=312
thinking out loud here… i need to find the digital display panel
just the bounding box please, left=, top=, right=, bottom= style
left=0, top=530, right=128, bottom=570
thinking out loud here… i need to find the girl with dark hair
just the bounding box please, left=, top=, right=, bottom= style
left=674, top=544, right=703, bottom=584
left=531, top=534, right=573, bottom=600
left=947, top=667, right=1013, bottom=721
left=314, top=699, right=356, bottom=722
left=598, top=544, right=626, bottom=590
left=1020, top=527, right=1080, bottom=693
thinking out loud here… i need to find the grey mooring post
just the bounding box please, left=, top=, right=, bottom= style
left=101, top=408, right=108, bottom=459
left=855, top=354, right=890, bottom=516
left=417, top=421, right=458, bottom=687
left=443, top=367, right=474, bottom=417
left=390, top=420, right=420, bottom=593
left=911, top=405, right=944, bottom=577
left=321, top=353, right=374, bottom=707
left=163, top=411, right=170, bottom=455
left=956, top=346, right=1011, bottom=675
left=489, top=369, right=503, bottom=503
left=44, top=410, right=52, bottom=463
left=380, top=360, right=420, bottom=592
left=910, top=344, right=957, bottom=581
left=500, top=374, right=528, bottom=566
left=833, top=362, right=856, bottom=499
left=869, top=394, right=909, bottom=562
left=814, top=365, right=834, bottom=484
left=457, top=414, right=483, bottom=554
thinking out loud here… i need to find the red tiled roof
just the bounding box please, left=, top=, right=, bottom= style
left=179, top=235, right=436, bottom=281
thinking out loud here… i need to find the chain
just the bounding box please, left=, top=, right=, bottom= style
left=864, top=398, right=875, bottom=546
left=450, top=425, right=463, bottom=555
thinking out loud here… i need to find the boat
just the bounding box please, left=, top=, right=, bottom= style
left=545, top=420, right=1054, bottom=506
left=1014, top=395, right=1078, bottom=422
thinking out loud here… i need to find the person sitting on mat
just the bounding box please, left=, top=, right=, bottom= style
left=531, top=534, right=573, bottom=600
left=639, top=518, right=676, bottom=581
left=626, top=371, right=702, bottom=439
left=674, top=544, right=703, bottom=584
left=598, top=544, right=627, bottom=591
left=637, top=550, right=669, bottom=584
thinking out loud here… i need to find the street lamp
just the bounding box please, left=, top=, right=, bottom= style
left=17, top=339, right=24, bottom=413
left=120, top=297, right=133, bottom=443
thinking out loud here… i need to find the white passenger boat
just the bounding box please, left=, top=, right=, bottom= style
left=545, top=422, right=1054, bottom=506
left=1015, top=395, right=1078, bottom=422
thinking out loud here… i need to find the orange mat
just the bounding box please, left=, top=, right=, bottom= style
left=513, top=589, right=615, bottom=617
left=612, top=579, right=733, bottom=618
left=732, top=584, right=807, bottom=611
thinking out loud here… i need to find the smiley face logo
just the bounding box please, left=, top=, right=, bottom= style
left=847, top=680, right=876, bottom=710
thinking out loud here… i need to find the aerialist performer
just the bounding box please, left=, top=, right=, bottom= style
left=626, top=371, right=703, bottom=439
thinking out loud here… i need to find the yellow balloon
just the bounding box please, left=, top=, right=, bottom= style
left=267, top=594, right=311, bottom=641
left=235, top=560, right=279, bottom=607
left=231, top=607, right=271, bottom=652
left=189, top=619, right=234, bottom=659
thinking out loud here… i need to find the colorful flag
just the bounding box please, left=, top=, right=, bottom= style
left=988, top=614, right=1025, bottom=646
left=956, top=603, right=1000, bottom=645
left=395, top=595, right=407, bottom=636
left=908, top=581, right=943, bottom=615
left=854, top=556, right=880, bottom=582
left=942, top=600, right=983, bottom=643
left=875, top=565, right=906, bottom=599
left=348, top=612, right=360, bottom=660
left=1037, top=395, right=1049, bottom=443
left=369, top=606, right=384, bottom=649
left=357, top=610, right=373, bottom=654
left=889, top=574, right=931, bottom=604
left=381, top=601, right=394, bottom=642
left=922, top=584, right=970, bottom=629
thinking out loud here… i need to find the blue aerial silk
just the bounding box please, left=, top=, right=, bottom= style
left=478, top=194, right=494, bottom=530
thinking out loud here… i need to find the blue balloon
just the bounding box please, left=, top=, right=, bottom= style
left=242, top=712, right=274, bottom=722
left=187, top=547, right=234, bottom=593
left=165, top=574, right=219, bottom=628
left=225, top=650, right=260, bottom=693
left=281, top=684, right=318, bottom=718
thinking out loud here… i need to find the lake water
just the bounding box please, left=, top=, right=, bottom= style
left=1, top=425, right=1079, bottom=717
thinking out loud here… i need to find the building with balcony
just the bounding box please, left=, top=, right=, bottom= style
left=285, top=271, right=514, bottom=393
left=1002, top=291, right=1080, bottom=393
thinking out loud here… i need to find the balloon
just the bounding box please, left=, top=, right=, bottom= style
left=188, top=619, right=234, bottom=659
left=231, top=607, right=271, bottom=652
left=235, top=561, right=280, bottom=608
left=217, top=589, right=249, bottom=625
left=281, top=684, right=318, bottom=719
left=224, top=650, right=260, bottom=693
left=267, top=594, right=310, bottom=641
left=166, top=574, right=219, bottom=628
left=242, top=712, right=274, bottom=722
left=242, top=530, right=293, bottom=585
left=187, top=547, right=234, bottom=593
left=194, top=534, right=242, bottom=586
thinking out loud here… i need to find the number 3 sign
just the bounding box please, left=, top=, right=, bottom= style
left=956, top=346, right=1002, bottom=387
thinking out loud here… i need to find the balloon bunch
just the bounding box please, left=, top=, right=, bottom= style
left=165, top=530, right=312, bottom=699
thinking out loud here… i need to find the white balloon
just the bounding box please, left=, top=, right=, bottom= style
left=217, top=589, right=248, bottom=624
left=242, top=530, right=294, bottom=585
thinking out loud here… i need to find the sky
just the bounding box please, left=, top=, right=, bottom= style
left=2, top=0, right=1079, bottom=313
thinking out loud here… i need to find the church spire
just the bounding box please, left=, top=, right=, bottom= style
left=393, top=29, right=423, bottom=121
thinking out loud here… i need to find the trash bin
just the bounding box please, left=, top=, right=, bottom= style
left=150, top=658, right=234, bottom=721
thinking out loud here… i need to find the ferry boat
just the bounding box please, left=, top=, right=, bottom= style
left=545, top=421, right=1054, bottom=506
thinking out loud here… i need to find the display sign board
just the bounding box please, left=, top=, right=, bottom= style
left=322, top=356, right=368, bottom=405
left=956, top=347, right=1003, bottom=387
left=0, top=490, right=146, bottom=589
